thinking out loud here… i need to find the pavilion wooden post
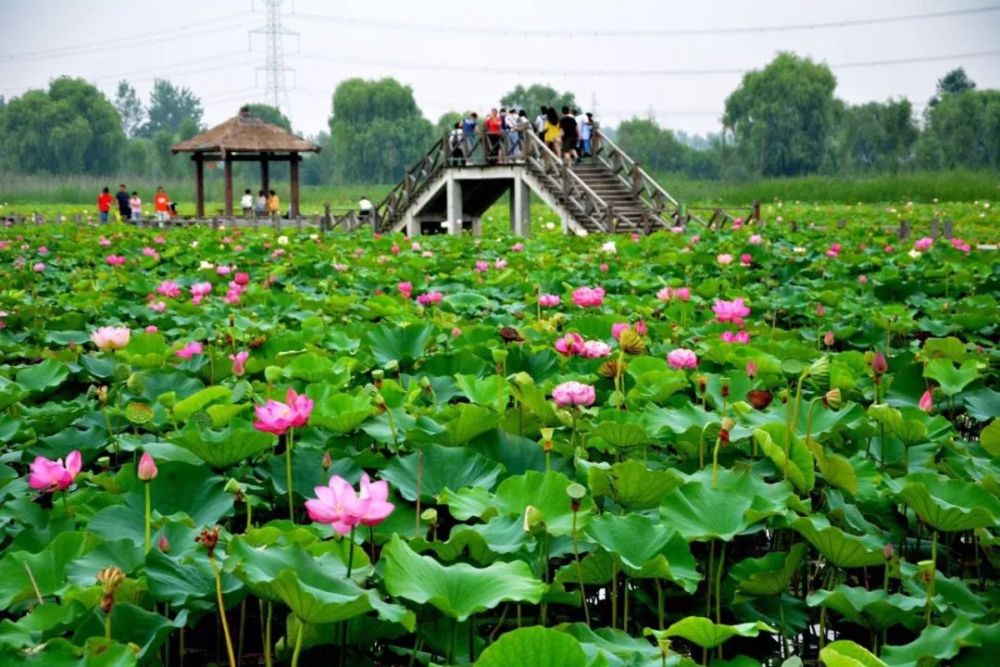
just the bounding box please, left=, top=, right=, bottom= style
left=194, top=155, right=205, bottom=219
left=290, top=154, right=300, bottom=218
left=260, top=156, right=270, bottom=196
left=223, top=151, right=234, bottom=217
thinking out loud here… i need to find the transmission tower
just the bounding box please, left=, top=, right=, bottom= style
left=250, top=0, right=297, bottom=115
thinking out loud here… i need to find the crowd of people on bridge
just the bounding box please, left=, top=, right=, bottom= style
left=449, top=106, right=599, bottom=166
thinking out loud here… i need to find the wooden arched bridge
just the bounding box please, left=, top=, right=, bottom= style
left=352, top=130, right=706, bottom=237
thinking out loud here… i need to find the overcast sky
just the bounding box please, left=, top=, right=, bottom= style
left=1, top=0, right=998, bottom=139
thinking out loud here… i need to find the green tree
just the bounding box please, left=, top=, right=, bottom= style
left=245, top=103, right=291, bottom=130
left=929, top=67, right=976, bottom=106
left=615, top=118, right=689, bottom=173
left=833, top=99, right=918, bottom=173
left=919, top=89, right=1000, bottom=169
left=329, top=78, right=434, bottom=183
left=723, top=52, right=837, bottom=177
left=114, top=80, right=145, bottom=138
left=500, top=84, right=578, bottom=115
left=140, top=79, right=203, bottom=138
left=0, top=77, right=125, bottom=174
left=436, top=111, right=463, bottom=135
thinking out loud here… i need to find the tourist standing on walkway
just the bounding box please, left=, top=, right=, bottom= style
left=129, top=191, right=142, bottom=222
left=267, top=190, right=281, bottom=223
left=484, top=108, right=503, bottom=163
left=240, top=189, right=254, bottom=218
left=154, top=186, right=170, bottom=226
left=508, top=110, right=527, bottom=158
left=449, top=121, right=465, bottom=164
left=579, top=112, right=594, bottom=157
left=256, top=190, right=267, bottom=218
left=462, top=112, right=478, bottom=157
left=544, top=108, right=561, bottom=157
left=358, top=195, right=373, bottom=224
left=535, top=107, right=548, bottom=137
left=115, top=184, right=130, bottom=222
left=97, top=187, right=112, bottom=224
left=588, top=112, right=601, bottom=155
left=559, top=106, right=579, bottom=165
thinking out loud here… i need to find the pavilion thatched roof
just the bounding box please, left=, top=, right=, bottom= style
left=172, top=106, right=320, bottom=154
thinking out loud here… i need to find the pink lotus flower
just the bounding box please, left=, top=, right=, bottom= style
left=823, top=331, right=835, bottom=346
left=305, top=473, right=395, bottom=535
left=37, top=246, right=49, bottom=255
left=154, top=235, right=166, bottom=245
left=555, top=333, right=585, bottom=356
left=253, top=389, right=313, bottom=435
left=190, top=282, right=212, bottom=305
left=145, top=325, right=158, bottom=333
left=32, top=262, right=45, bottom=272
left=397, top=281, right=413, bottom=299
left=713, top=298, right=750, bottom=326
left=740, top=253, right=752, bottom=266
left=494, top=258, right=507, bottom=270
left=919, top=388, right=934, bottom=413
left=883, top=244, right=894, bottom=253
left=417, top=291, right=442, bottom=306
left=149, top=301, right=166, bottom=313
left=599, top=263, right=609, bottom=273
left=667, top=348, right=698, bottom=369
left=634, top=320, right=648, bottom=336
left=746, top=361, right=758, bottom=378
left=474, top=260, right=489, bottom=273
left=137, top=452, right=158, bottom=481
left=721, top=330, right=749, bottom=344
left=572, top=286, right=605, bottom=308
left=950, top=238, right=971, bottom=254
left=106, top=255, right=126, bottom=266
left=176, top=341, right=203, bottom=359
left=234, top=272, right=250, bottom=286
left=333, top=263, right=348, bottom=272
left=142, top=247, right=160, bottom=261
left=538, top=294, right=561, bottom=308
left=914, top=237, right=933, bottom=251
left=99, top=237, right=112, bottom=247
left=859, top=274, right=868, bottom=285
left=411, top=242, right=422, bottom=251
left=216, top=265, right=232, bottom=276
left=717, top=253, right=733, bottom=266
left=732, top=217, right=744, bottom=230
left=390, top=244, right=401, bottom=255
left=511, top=242, right=524, bottom=252
left=580, top=340, right=612, bottom=358
left=451, top=327, right=462, bottom=337
left=91, top=326, right=131, bottom=351
left=156, top=280, right=182, bottom=298
left=552, top=381, right=596, bottom=407
left=749, top=234, right=762, bottom=245
left=611, top=322, right=630, bottom=340
left=230, top=350, right=249, bottom=376
left=657, top=286, right=690, bottom=302
left=29, top=450, right=82, bottom=492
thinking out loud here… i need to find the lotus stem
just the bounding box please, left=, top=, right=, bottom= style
left=784, top=374, right=806, bottom=481
left=209, top=554, right=237, bottom=667
left=571, top=509, right=591, bottom=627
left=105, top=611, right=112, bottom=641
left=656, top=579, right=665, bottom=628
left=24, top=562, right=43, bottom=605
left=144, top=482, right=152, bottom=554
left=346, top=526, right=356, bottom=578
left=286, top=428, right=295, bottom=522
left=711, top=435, right=722, bottom=489
left=611, top=559, right=619, bottom=629
left=264, top=602, right=273, bottom=667
left=415, top=448, right=423, bottom=537
left=705, top=541, right=715, bottom=617
left=926, top=530, right=938, bottom=628
left=290, top=617, right=304, bottom=667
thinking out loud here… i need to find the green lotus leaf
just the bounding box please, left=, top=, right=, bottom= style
left=980, top=419, right=1000, bottom=456
left=820, top=639, right=887, bottom=667
left=729, top=543, right=805, bottom=597
left=381, top=444, right=504, bottom=501
left=15, top=359, right=69, bottom=394
left=591, top=421, right=650, bottom=450
left=881, top=616, right=983, bottom=666
left=169, top=419, right=275, bottom=468
left=659, top=480, right=756, bottom=542
left=412, top=516, right=527, bottom=564
left=652, top=616, right=776, bottom=650
left=924, top=359, right=980, bottom=396
left=588, top=459, right=685, bottom=510
left=0, top=636, right=138, bottom=666
left=493, top=470, right=595, bottom=536
left=305, top=392, right=375, bottom=433
left=367, top=323, right=433, bottom=365
left=439, top=403, right=501, bottom=446
left=584, top=513, right=701, bottom=592
left=474, top=626, right=586, bottom=667
left=0, top=532, right=93, bottom=609
left=382, top=534, right=544, bottom=622
left=807, top=585, right=926, bottom=631
left=172, top=385, right=232, bottom=422
left=897, top=473, right=1000, bottom=532
left=754, top=422, right=815, bottom=494
left=456, top=374, right=511, bottom=408
left=791, top=516, right=885, bottom=568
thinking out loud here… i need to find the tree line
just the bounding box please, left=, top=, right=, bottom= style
left=0, top=53, right=996, bottom=186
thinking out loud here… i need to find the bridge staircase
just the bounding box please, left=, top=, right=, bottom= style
left=367, top=129, right=700, bottom=237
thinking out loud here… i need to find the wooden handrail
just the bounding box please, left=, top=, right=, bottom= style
left=594, top=130, right=680, bottom=208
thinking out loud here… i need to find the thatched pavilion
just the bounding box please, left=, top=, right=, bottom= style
left=172, top=106, right=320, bottom=218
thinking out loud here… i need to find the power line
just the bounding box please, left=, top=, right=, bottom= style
left=290, top=5, right=1000, bottom=38
left=0, top=16, right=255, bottom=62
left=295, top=48, right=1000, bottom=78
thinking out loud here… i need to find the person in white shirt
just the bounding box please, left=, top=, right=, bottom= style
left=240, top=189, right=253, bottom=218
left=128, top=192, right=142, bottom=222
left=358, top=196, right=374, bottom=225
left=534, top=106, right=547, bottom=137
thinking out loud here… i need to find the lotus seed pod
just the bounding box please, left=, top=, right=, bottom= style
left=420, top=508, right=438, bottom=524
left=126, top=372, right=145, bottom=394
left=157, top=391, right=176, bottom=408
left=125, top=402, right=153, bottom=425
left=264, top=365, right=283, bottom=384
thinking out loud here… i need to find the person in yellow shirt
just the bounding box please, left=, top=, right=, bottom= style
left=543, top=107, right=561, bottom=159
left=266, top=190, right=280, bottom=223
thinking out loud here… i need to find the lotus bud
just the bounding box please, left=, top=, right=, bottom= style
left=807, top=356, right=830, bottom=391
left=824, top=388, right=843, bottom=410
left=883, top=543, right=895, bottom=560
left=696, top=375, right=708, bottom=395
left=746, top=361, right=758, bottom=378
left=97, top=455, right=111, bottom=470
left=420, top=508, right=438, bottom=525
left=321, top=451, right=332, bottom=470
left=523, top=505, right=544, bottom=533
left=264, top=365, right=282, bottom=384
left=618, top=328, right=646, bottom=355
left=157, top=391, right=176, bottom=408
left=871, top=351, right=888, bottom=375
left=540, top=427, right=555, bottom=452
left=126, top=372, right=145, bottom=394
left=720, top=380, right=730, bottom=398
left=158, top=534, right=170, bottom=553
left=721, top=417, right=735, bottom=432
left=137, top=452, right=158, bottom=481
left=491, top=348, right=509, bottom=365
left=823, top=331, right=835, bottom=347
left=224, top=478, right=242, bottom=494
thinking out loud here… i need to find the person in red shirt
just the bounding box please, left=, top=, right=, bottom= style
left=153, top=186, right=170, bottom=227
left=97, top=187, right=112, bottom=224
left=484, top=108, right=503, bottom=164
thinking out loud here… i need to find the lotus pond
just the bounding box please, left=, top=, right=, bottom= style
left=0, top=206, right=999, bottom=666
